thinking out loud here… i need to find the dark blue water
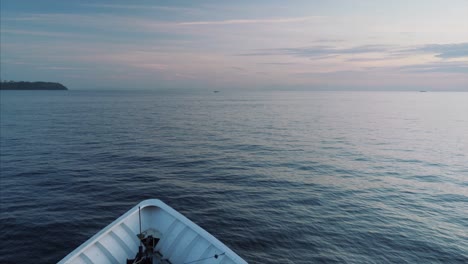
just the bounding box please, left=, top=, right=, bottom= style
left=1, top=90, right=467, bottom=263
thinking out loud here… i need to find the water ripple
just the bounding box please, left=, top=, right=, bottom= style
left=1, top=91, right=467, bottom=263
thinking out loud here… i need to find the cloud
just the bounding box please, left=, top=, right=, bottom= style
left=132, top=63, right=168, bottom=71
left=404, top=43, right=468, bottom=59
left=1, top=29, right=91, bottom=38
left=177, top=16, right=322, bottom=26
left=240, top=45, right=393, bottom=58
left=230, top=66, right=246, bottom=71
left=2, top=13, right=134, bottom=29
left=0, top=59, right=36, bottom=65
left=313, top=39, right=344, bottom=43
left=346, top=57, right=394, bottom=62
left=258, top=62, right=299, bottom=65
left=83, top=4, right=180, bottom=10
left=398, top=62, right=468, bottom=74
left=240, top=43, right=468, bottom=67
left=2, top=11, right=466, bottom=89
left=82, top=4, right=198, bottom=13
left=37, top=66, right=85, bottom=70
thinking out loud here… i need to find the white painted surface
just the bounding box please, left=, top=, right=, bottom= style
left=58, top=199, right=247, bottom=264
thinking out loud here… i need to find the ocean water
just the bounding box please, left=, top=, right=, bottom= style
left=0, top=90, right=467, bottom=264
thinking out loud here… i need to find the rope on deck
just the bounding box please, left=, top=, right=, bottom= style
left=184, top=252, right=226, bottom=264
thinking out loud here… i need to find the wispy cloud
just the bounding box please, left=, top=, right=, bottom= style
left=37, top=66, right=85, bottom=70
left=398, top=61, right=468, bottom=73
left=82, top=4, right=198, bottom=13
left=2, top=0, right=467, bottom=90
left=177, top=16, right=322, bottom=26
left=405, top=43, right=468, bottom=59
left=259, top=62, right=300, bottom=65
left=3, top=13, right=321, bottom=34
left=346, top=57, right=394, bottom=62
left=0, top=59, right=36, bottom=65
left=313, top=39, right=344, bottom=43
left=240, top=45, right=394, bottom=57
left=241, top=43, right=468, bottom=67
left=1, top=13, right=136, bottom=28
left=2, top=29, right=91, bottom=38
left=132, top=63, right=168, bottom=71
left=230, top=66, right=246, bottom=71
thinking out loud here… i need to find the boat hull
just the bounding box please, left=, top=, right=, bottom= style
left=59, top=199, right=247, bottom=264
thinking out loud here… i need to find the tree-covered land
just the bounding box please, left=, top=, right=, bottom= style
left=0, top=81, right=68, bottom=90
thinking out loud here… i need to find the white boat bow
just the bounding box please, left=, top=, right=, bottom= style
left=59, top=199, right=247, bottom=264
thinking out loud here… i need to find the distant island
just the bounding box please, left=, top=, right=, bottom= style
left=0, top=81, right=68, bottom=90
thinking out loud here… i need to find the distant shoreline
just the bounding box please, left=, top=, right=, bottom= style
left=0, top=81, right=68, bottom=90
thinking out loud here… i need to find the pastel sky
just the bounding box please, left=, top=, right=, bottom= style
left=1, top=0, right=467, bottom=90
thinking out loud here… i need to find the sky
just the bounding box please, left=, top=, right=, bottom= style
left=1, top=0, right=467, bottom=91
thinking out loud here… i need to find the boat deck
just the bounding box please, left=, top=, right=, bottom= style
left=59, top=199, right=247, bottom=264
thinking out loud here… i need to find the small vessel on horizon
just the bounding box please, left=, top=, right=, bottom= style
left=59, top=199, right=247, bottom=264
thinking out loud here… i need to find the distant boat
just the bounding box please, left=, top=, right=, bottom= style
left=419, top=90, right=427, bottom=92
left=59, top=199, right=247, bottom=264
left=213, top=90, right=220, bottom=93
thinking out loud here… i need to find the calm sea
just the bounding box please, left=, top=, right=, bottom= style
left=0, top=90, right=467, bottom=263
